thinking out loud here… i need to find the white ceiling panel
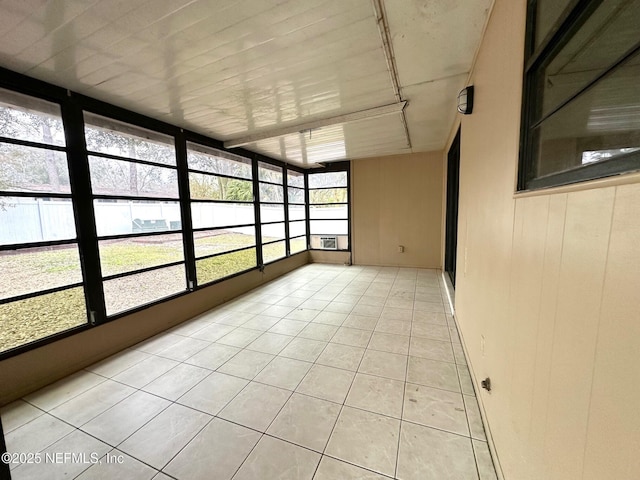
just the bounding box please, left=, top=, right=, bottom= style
left=384, top=0, right=494, bottom=87
left=0, top=0, right=493, bottom=167
left=402, top=74, right=469, bottom=152
left=0, top=1, right=48, bottom=39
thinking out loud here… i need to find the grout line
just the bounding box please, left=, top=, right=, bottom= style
left=395, top=314, right=410, bottom=478
left=213, top=271, right=329, bottom=475
left=318, top=272, right=393, bottom=468
left=10, top=265, right=451, bottom=479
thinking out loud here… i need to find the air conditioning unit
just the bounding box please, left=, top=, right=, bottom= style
left=320, top=236, right=338, bottom=250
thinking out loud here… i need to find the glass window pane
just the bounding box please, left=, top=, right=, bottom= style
left=287, top=170, right=304, bottom=187
left=310, top=204, right=349, bottom=219
left=309, top=188, right=347, bottom=204
left=308, top=171, right=347, bottom=188
left=310, top=219, right=349, bottom=235
left=288, top=205, right=306, bottom=221
left=99, top=234, right=184, bottom=277
left=288, top=220, right=306, bottom=237
left=187, top=142, right=252, bottom=179
left=0, top=244, right=82, bottom=300
left=104, top=264, right=186, bottom=315
left=262, top=222, right=285, bottom=242
left=537, top=0, right=640, bottom=120
left=288, top=187, right=304, bottom=204
left=534, top=50, right=640, bottom=178
left=0, top=287, right=86, bottom=354
left=94, top=200, right=181, bottom=237
left=84, top=113, right=176, bottom=166
left=89, top=156, right=178, bottom=198
left=290, top=237, right=307, bottom=254
left=191, top=202, right=255, bottom=229
left=260, top=204, right=285, bottom=223
left=0, top=144, right=70, bottom=193
left=263, top=240, right=286, bottom=263
left=259, top=183, right=284, bottom=202
left=196, top=248, right=256, bottom=285
left=189, top=173, right=253, bottom=201
left=534, top=0, right=573, bottom=47
left=194, top=227, right=256, bottom=258
left=0, top=197, right=76, bottom=245
left=0, top=88, right=66, bottom=146
left=258, top=161, right=283, bottom=183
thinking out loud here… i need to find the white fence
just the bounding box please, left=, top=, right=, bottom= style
left=95, top=202, right=182, bottom=236
left=309, top=205, right=348, bottom=234
left=0, top=199, right=349, bottom=245
left=0, top=199, right=76, bottom=244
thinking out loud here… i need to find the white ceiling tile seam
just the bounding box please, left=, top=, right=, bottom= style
left=372, top=0, right=411, bottom=150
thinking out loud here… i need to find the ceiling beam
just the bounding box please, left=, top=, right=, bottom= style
left=372, top=0, right=412, bottom=149
left=223, top=101, right=407, bottom=149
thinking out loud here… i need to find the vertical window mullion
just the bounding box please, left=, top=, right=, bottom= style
left=346, top=165, right=352, bottom=255
left=176, top=130, right=196, bottom=289
left=304, top=171, right=311, bottom=250
left=284, top=167, right=290, bottom=256
left=252, top=159, right=264, bottom=268
left=61, top=99, right=106, bottom=324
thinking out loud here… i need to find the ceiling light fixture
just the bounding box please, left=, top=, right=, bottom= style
left=224, top=101, right=407, bottom=149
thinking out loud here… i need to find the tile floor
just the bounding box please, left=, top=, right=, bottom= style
left=1, top=264, right=498, bottom=480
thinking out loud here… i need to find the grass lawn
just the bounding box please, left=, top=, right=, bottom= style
left=0, top=288, right=86, bottom=353
left=196, top=248, right=257, bottom=285
left=1, top=233, right=307, bottom=353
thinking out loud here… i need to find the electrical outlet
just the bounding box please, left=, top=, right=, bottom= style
left=398, top=245, right=404, bottom=253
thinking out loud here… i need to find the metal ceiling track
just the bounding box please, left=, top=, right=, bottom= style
left=224, top=101, right=407, bottom=149
left=372, top=0, right=412, bottom=149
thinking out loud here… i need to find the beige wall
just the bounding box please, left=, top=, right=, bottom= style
left=352, top=152, right=443, bottom=268
left=309, top=250, right=351, bottom=265
left=450, top=1, right=640, bottom=479
left=0, top=253, right=308, bottom=406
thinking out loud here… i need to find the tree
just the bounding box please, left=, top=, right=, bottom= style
left=188, top=175, right=253, bottom=202
left=227, top=179, right=253, bottom=201
left=84, top=125, right=177, bottom=197
left=0, top=104, right=68, bottom=194
left=41, top=121, right=61, bottom=191
left=187, top=150, right=255, bottom=201
left=189, top=174, right=221, bottom=200
left=310, top=187, right=347, bottom=204
left=259, top=182, right=283, bottom=202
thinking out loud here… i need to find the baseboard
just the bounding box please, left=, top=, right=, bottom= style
left=441, top=271, right=505, bottom=480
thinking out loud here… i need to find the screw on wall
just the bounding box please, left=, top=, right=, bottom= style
left=481, top=377, right=491, bottom=392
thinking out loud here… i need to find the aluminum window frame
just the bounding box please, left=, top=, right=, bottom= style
left=186, top=141, right=258, bottom=287
left=84, top=114, right=188, bottom=316
left=518, top=0, right=640, bottom=190
left=307, top=162, right=351, bottom=252
left=0, top=65, right=343, bottom=360
left=0, top=90, right=91, bottom=354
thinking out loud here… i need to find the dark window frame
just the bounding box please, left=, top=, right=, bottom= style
left=83, top=115, right=188, bottom=316
left=185, top=141, right=258, bottom=288
left=519, top=0, right=640, bottom=191
left=0, top=90, right=93, bottom=351
left=307, top=162, right=351, bottom=252
left=0, top=66, right=348, bottom=360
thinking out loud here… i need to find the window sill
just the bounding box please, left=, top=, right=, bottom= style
left=514, top=170, right=640, bottom=199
